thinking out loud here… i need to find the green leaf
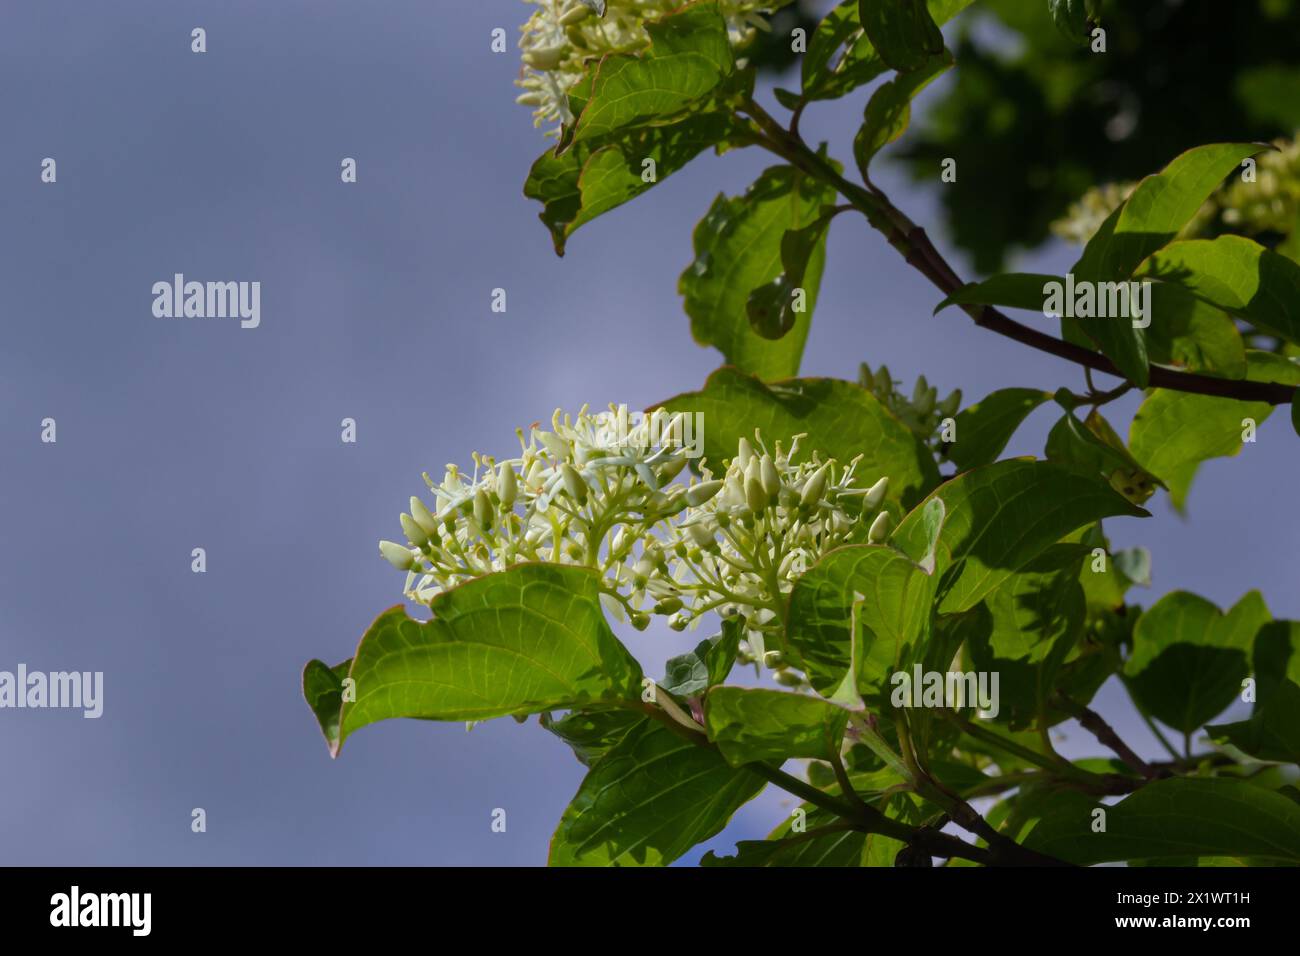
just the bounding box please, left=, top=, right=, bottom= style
left=1128, top=350, right=1300, bottom=510
left=942, top=387, right=1052, bottom=470
left=965, top=555, right=1087, bottom=729
left=661, top=619, right=743, bottom=698
left=1125, top=590, right=1270, bottom=735
left=702, top=804, right=869, bottom=867
left=1144, top=282, right=1246, bottom=379
left=745, top=212, right=835, bottom=341
left=541, top=707, right=643, bottom=768
left=1077, top=143, right=1264, bottom=285
left=302, top=658, right=352, bottom=752
left=1024, top=777, right=1300, bottom=865
left=569, top=3, right=734, bottom=145
left=656, top=367, right=940, bottom=507
left=1139, top=236, right=1300, bottom=345
left=1208, top=679, right=1300, bottom=765
left=889, top=459, right=1148, bottom=613
left=681, top=165, right=837, bottom=379
left=549, top=718, right=765, bottom=866
left=1045, top=409, right=1161, bottom=505
left=799, top=0, right=972, bottom=103
left=704, top=687, right=849, bottom=765
left=784, top=543, right=936, bottom=700
left=525, top=111, right=741, bottom=256
left=859, top=0, right=945, bottom=72
left=308, top=564, right=644, bottom=756
left=853, top=50, right=953, bottom=176
left=933, top=273, right=1063, bottom=315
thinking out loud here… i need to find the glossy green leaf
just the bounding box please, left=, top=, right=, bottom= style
left=1208, top=679, right=1300, bottom=765
left=1077, top=143, right=1263, bottom=284
left=705, top=687, right=849, bottom=765
left=302, top=658, right=352, bottom=752
left=656, top=367, right=940, bottom=506
left=890, top=459, right=1148, bottom=613
left=942, top=387, right=1052, bottom=470
left=1125, top=590, right=1270, bottom=734
left=549, top=718, right=765, bottom=866
left=542, top=707, right=643, bottom=768
left=1139, top=236, right=1300, bottom=345
left=569, top=3, right=734, bottom=145
left=307, top=564, right=644, bottom=756
left=933, top=273, right=1062, bottom=315
left=525, top=112, right=742, bottom=256
left=1024, top=777, right=1300, bottom=865
left=859, top=0, right=945, bottom=72
left=681, top=166, right=837, bottom=379
left=784, top=543, right=936, bottom=699
left=853, top=50, right=953, bottom=176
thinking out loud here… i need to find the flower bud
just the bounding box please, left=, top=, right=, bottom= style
left=379, top=540, right=418, bottom=571
left=773, top=669, right=803, bottom=687
left=630, top=612, right=651, bottom=632
left=654, top=596, right=683, bottom=615
left=863, top=475, right=889, bottom=512
left=800, top=463, right=830, bottom=507
left=558, top=2, right=592, bottom=26
left=745, top=475, right=769, bottom=512
left=498, top=465, right=518, bottom=510
left=760, top=454, right=780, bottom=498
left=687, top=522, right=714, bottom=549
left=400, top=513, right=429, bottom=547
left=408, top=499, right=437, bottom=537
left=867, top=510, right=893, bottom=544
left=560, top=462, right=587, bottom=503
left=474, top=488, right=494, bottom=532
left=522, top=43, right=567, bottom=70
left=657, top=455, right=687, bottom=483
left=762, top=649, right=784, bottom=669
left=686, top=480, right=723, bottom=506
left=737, top=437, right=754, bottom=471
left=515, top=91, right=546, bottom=107
left=939, top=389, right=962, bottom=418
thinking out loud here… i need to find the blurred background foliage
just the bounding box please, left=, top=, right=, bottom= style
left=747, top=0, right=1300, bottom=273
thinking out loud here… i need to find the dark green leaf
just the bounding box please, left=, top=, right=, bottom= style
left=542, top=707, right=643, bottom=768
left=859, top=0, right=945, bottom=72
left=1024, top=777, right=1300, bottom=865
left=889, top=459, right=1148, bottom=613
left=549, top=718, right=765, bottom=866
left=661, top=619, right=743, bottom=698
left=933, top=273, right=1062, bottom=315
left=942, top=387, right=1052, bottom=470
left=302, top=658, right=352, bottom=752
left=745, top=213, right=835, bottom=341
left=1125, top=590, right=1270, bottom=734
left=1208, top=679, right=1300, bottom=765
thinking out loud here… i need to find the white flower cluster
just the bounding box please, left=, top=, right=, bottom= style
left=379, top=406, right=892, bottom=677
left=515, top=0, right=782, bottom=135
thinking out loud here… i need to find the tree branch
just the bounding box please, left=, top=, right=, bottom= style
left=741, top=100, right=1299, bottom=407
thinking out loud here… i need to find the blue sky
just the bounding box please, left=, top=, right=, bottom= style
left=1, top=0, right=1295, bottom=865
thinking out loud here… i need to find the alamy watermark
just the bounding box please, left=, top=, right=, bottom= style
left=890, top=665, right=1000, bottom=719
left=152, top=274, right=260, bottom=328
left=593, top=405, right=705, bottom=459
left=1042, top=274, right=1151, bottom=329
left=0, top=665, right=103, bottom=718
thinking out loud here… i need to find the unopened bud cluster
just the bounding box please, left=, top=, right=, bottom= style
left=516, top=0, right=785, bottom=134
left=858, top=362, right=961, bottom=448
left=379, top=407, right=893, bottom=683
